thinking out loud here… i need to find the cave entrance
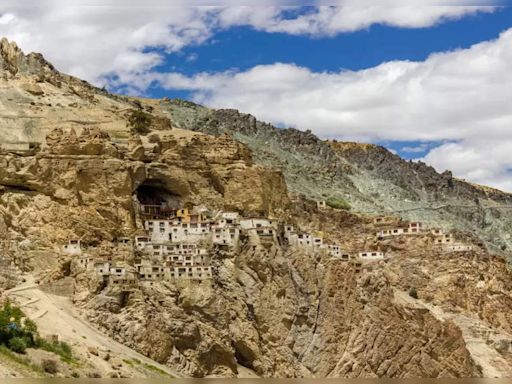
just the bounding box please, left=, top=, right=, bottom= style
left=136, top=180, right=182, bottom=220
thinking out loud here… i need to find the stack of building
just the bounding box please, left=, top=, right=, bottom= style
left=64, top=206, right=478, bottom=287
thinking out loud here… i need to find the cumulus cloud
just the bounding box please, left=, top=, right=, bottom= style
left=0, top=1, right=216, bottom=84
left=0, top=1, right=495, bottom=84
left=154, top=28, right=512, bottom=191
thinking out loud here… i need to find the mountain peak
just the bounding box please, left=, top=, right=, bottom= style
left=0, top=37, right=56, bottom=77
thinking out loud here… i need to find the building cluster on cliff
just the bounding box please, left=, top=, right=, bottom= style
left=63, top=200, right=475, bottom=288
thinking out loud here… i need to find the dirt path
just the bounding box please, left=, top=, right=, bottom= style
left=3, top=276, right=183, bottom=378
left=394, top=289, right=512, bottom=378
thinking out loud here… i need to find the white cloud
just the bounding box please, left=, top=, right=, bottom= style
left=154, top=28, right=512, bottom=191
left=422, top=140, right=512, bottom=192
left=0, top=2, right=216, bottom=84
left=229, top=2, right=494, bottom=35
left=0, top=1, right=495, bottom=84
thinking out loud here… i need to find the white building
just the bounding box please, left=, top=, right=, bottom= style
left=109, top=265, right=126, bottom=277
left=358, top=251, right=386, bottom=261
left=373, top=216, right=395, bottom=225
left=294, top=234, right=323, bottom=248
left=137, top=262, right=165, bottom=280
left=213, top=227, right=240, bottom=247
left=94, top=261, right=111, bottom=276
left=283, top=225, right=297, bottom=243
left=434, top=234, right=454, bottom=245
left=216, top=212, right=240, bottom=228
left=444, top=244, right=473, bottom=252
left=240, top=218, right=277, bottom=230
left=377, top=228, right=405, bottom=238
left=135, top=236, right=151, bottom=250
left=145, top=221, right=211, bottom=243
left=326, top=244, right=345, bottom=258
left=404, top=222, right=423, bottom=234
left=317, top=201, right=326, bottom=209
left=76, top=256, right=94, bottom=270
left=248, top=227, right=278, bottom=243
left=148, top=243, right=208, bottom=257
left=165, top=266, right=212, bottom=280
left=63, top=240, right=82, bottom=256
left=378, top=223, right=424, bottom=238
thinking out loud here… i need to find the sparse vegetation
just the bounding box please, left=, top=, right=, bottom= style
left=0, top=345, right=43, bottom=374
left=0, top=300, right=75, bottom=365
left=143, top=362, right=171, bottom=376
left=41, top=358, right=59, bottom=374
left=0, top=300, right=38, bottom=354
left=408, top=287, right=419, bottom=299
left=123, top=358, right=134, bottom=366
left=127, top=109, right=153, bottom=135
left=35, top=337, right=74, bottom=363
left=326, top=196, right=351, bottom=211
left=8, top=337, right=27, bottom=354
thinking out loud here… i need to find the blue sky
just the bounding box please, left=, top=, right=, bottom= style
left=1, top=2, right=512, bottom=190
left=155, top=7, right=512, bottom=79
left=140, top=6, right=512, bottom=160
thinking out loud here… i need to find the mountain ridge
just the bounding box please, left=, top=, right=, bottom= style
left=1, top=38, right=512, bottom=378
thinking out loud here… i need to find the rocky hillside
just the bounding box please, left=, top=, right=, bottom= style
left=1, top=39, right=512, bottom=379
left=154, top=104, right=512, bottom=256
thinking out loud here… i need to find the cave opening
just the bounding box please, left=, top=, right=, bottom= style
left=135, top=180, right=183, bottom=219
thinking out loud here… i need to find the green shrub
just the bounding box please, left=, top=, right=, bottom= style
left=41, top=358, right=58, bottom=374
left=409, top=287, right=419, bottom=299
left=8, top=337, right=27, bottom=354
left=326, top=196, right=351, bottom=210
left=127, top=109, right=153, bottom=135
left=35, top=337, right=74, bottom=363
left=0, top=300, right=37, bottom=352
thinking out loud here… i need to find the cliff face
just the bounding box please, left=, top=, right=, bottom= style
left=0, top=128, right=288, bottom=247
left=81, top=245, right=480, bottom=378
left=1, top=39, right=512, bottom=379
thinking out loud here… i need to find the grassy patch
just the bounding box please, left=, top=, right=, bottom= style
left=123, top=358, right=134, bottom=367
left=326, top=196, right=351, bottom=210
left=0, top=345, right=43, bottom=374
left=143, top=362, right=171, bottom=376
left=35, top=338, right=76, bottom=364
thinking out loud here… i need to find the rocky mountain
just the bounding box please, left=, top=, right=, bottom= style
left=1, top=39, right=512, bottom=378
left=156, top=104, right=512, bottom=257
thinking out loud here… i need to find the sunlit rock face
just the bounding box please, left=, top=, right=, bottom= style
left=1, top=39, right=512, bottom=379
